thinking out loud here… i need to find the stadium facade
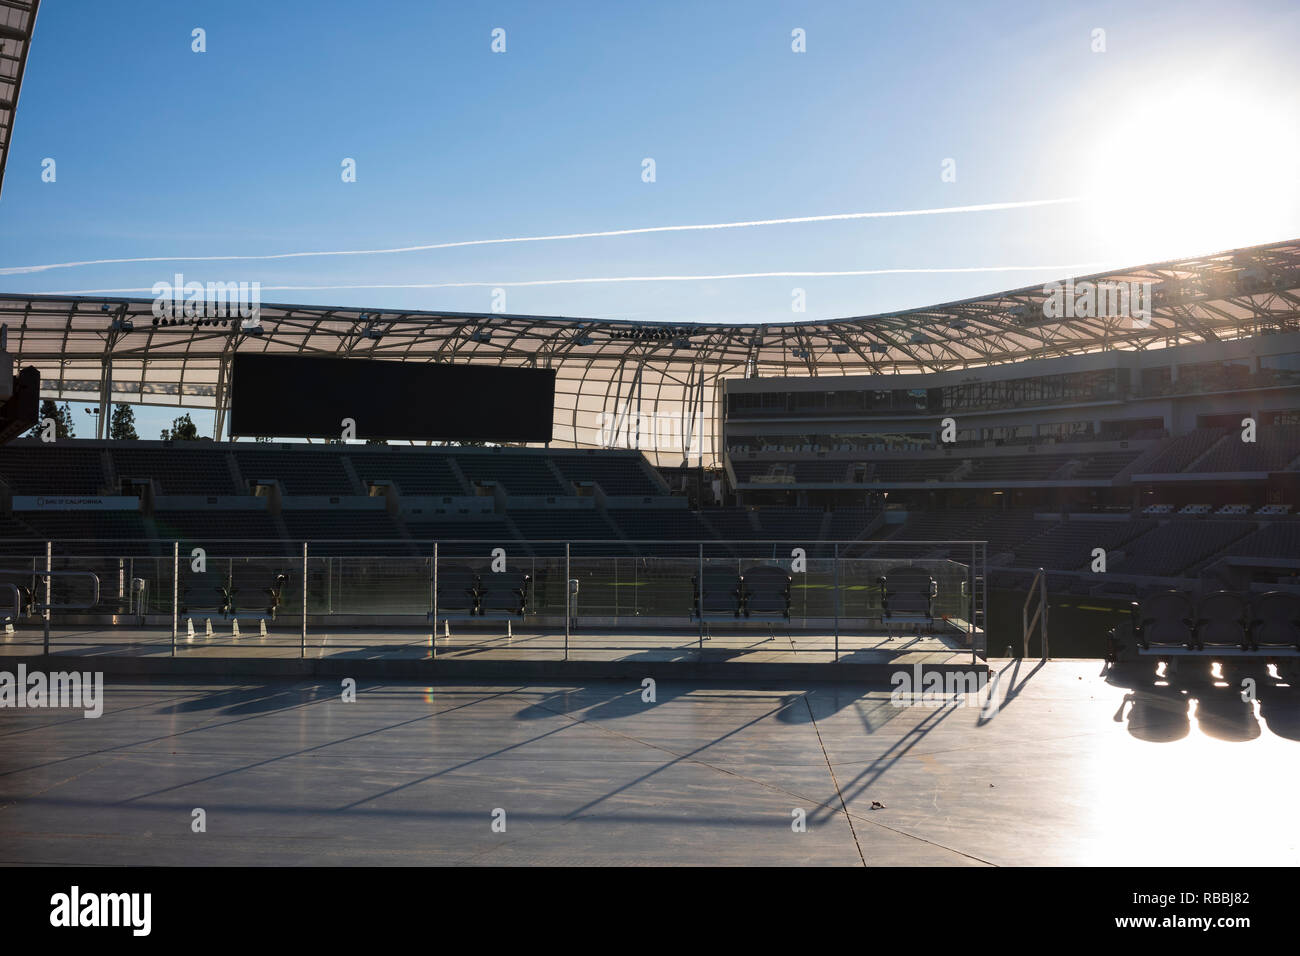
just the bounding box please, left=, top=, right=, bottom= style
left=0, top=238, right=1297, bottom=468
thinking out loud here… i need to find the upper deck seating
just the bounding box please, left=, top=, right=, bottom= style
left=553, top=455, right=662, bottom=495
left=113, top=447, right=237, bottom=495
left=351, top=452, right=464, bottom=496
left=234, top=450, right=354, bottom=495
left=455, top=453, right=565, bottom=496
left=0, top=443, right=107, bottom=494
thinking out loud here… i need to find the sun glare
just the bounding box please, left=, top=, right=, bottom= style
left=1083, top=72, right=1300, bottom=263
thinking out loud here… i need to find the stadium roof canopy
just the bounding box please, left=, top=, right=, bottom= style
left=0, top=0, right=39, bottom=200
left=1, top=238, right=1298, bottom=465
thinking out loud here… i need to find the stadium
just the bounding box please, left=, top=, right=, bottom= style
left=1, top=0, right=1298, bottom=888
left=2, top=241, right=1298, bottom=667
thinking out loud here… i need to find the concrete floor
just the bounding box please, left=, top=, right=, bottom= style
left=1, top=624, right=976, bottom=666
left=1, top=660, right=1296, bottom=865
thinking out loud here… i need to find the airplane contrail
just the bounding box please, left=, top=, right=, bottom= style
left=36, top=262, right=1112, bottom=296
left=0, top=195, right=1090, bottom=276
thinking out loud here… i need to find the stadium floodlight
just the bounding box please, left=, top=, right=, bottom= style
left=869, top=344, right=888, bottom=354
left=576, top=335, right=594, bottom=346
left=791, top=348, right=810, bottom=359
left=673, top=338, right=692, bottom=349
left=831, top=345, right=850, bottom=354
left=471, top=330, right=492, bottom=343
left=110, top=317, right=134, bottom=332
left=241, top=318, right=264, bottom=336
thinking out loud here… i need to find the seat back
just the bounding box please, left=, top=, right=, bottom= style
left=742, top=565, right=791, bottom=618
left=693, top=569, right=741, bottom=617
left=180, top=570, right=234, bottom=616
left=436, top=567, right=479, bottom=612
left=1251, top=591, right=1300, bottom=648
left=1196, top=591, right=1248, bottom=647
left=478, top=569, right=529, bottom=615
left=1136, top=589, right=1193, bottom=647
left=880, top=566, right=935, bottom=619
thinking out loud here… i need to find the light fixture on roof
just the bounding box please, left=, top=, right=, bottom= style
left=241, top=318, right=264, bottom=336
left=471, top=329, right=492, bottom=343
left=360, top=313, right=384, bottom=340
left=831, top=344, right=850, bottom=354
left=110, top=317, right=134, bottom=332
left=576, top=334, right=594, bottom=346
left=869, top=344, right=888, bottom=354
left=791, top=348, right=810, bottom=359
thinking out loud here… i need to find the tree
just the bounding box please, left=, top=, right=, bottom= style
left=27, top=399, right=75, bottom=439
left=160, top=413, right=201, bottom=441
left=109, top=404, right=139, bottom=440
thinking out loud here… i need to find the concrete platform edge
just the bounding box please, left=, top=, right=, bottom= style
left=0, top=654, right=988, bottom=682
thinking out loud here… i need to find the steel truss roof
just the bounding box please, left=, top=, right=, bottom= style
left=1, top=238, right=1298, bottom=466
left=0, top=0, right=38, bottom=200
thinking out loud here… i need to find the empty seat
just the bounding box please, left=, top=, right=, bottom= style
left=180, top=570, right=236, bottom=618
left=1194, top=591, right=1249, bottom=650
left=434, top=566, right=479, bottom=617
left=477, top=568, right=529, bottom=617
left=741, top=565, right=791, bottom=620
left=878, top=567, right=936, bottom=627
left=1133, top=590, right=1194, bottom=650
left=1250, top=592, right=1300, bottom=651
left=692, top=568, right=741, bottom=619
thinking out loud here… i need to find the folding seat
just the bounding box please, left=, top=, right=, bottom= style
left=1249, top=592, right=1300, bottom=652
left=692, top=568, right=742, bottom=619
left=741, top=565, right=791, bottom=620
left=1132, top=590, right=1195, bottom=651
left=180, top=570, right=235, bottom=619
left=1193, top=591, right=1250, bottom=651
left=878, top=567, right=936, bottom=631
left=435, top=566, right=479, bottom=617
left=225, top=565, right=293, bottom=619
left=477, top=568, right=529, bottom=617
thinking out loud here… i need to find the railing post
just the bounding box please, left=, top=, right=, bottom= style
left=43, top=541, right=51, bottom=654
left=970, top=542, right=976, bottom=666
left=981, top=543, right=988, bottom=662
left=300, top=541, right=308, bottom=658
left=1039, top=568, right=1049, bottom=660
left=431, top=542, right=438, bottom=657
left=697, top=542, right=704, bottom=653
left=833, top=543, right=839, bottom=662
left=171, top=541, right=179, bottom=655
left=564, top=542, right=570, bottom=662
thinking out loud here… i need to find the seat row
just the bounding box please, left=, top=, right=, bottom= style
left=1108, top=589, right=1300, bottom=661
left=691, top=566, right=792, bottom=621
left=434, top=567, right=530, bottom=619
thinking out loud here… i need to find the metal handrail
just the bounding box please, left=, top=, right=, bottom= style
left=0, top=568, right=101, bottom=611
left=1022, top=566, right=1048, bottom=659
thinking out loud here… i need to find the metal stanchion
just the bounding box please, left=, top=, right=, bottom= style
left=564, top=542, right=570, bottom=662
left=301, top=542, right=308, bottom=658
left=171, top=541, right=179, bottom=653
left=43, top=541, right=51, bottom=654
left=697, top=542, right=704, bottom=653
left=833, top=543, right=839, bottom=662
left=431, top=542, right=438, bottom=658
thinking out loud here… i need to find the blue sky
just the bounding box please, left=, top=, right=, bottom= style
left=2, top=0, right=1298, bottom=437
